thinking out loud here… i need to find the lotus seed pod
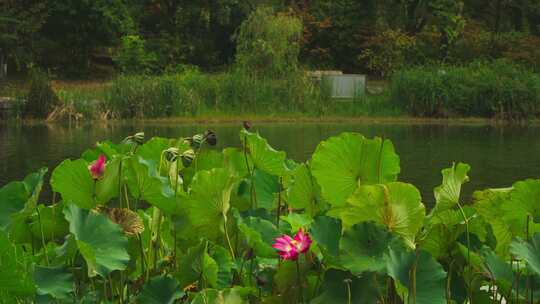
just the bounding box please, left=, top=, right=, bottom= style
left=164, top=147, right=180, bottom=162
left=204, top=129, right=217, bottom=146
left=181, top=149, right=195, bottom=167
left=190, top=134, right=204, bottom=149
left=133, top=132, right=145, bottom=145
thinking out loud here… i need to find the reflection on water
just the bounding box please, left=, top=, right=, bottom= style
left=1, top=121, right=539, bottom=204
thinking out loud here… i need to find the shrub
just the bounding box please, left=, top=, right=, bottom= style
left=23, top=69, right=60, bottom=118
left=389, top=60, right=540, bottom=119
left=359, top=29, right=416, bottom=78
left=114, top=35, right=157, bottom=74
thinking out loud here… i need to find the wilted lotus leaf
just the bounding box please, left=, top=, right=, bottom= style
left=99, top=207, right=144, bottom=235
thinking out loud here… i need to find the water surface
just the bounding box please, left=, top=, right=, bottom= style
left=1, top=122, right=539, bottom=204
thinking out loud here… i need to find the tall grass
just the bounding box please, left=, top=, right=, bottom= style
left=22, top=69, right=60, bottom=118
left=390, top=60, right=540, bottom=119
left=103, top=69, right=333, bottom=118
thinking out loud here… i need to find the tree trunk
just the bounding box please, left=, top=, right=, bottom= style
left=0, top=50, right=6, bottom=79
left=494, top=0, right=502, bottom=35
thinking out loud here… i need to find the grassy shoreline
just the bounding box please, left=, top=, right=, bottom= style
left=4, top=61, right=540, bottom=122
left=6, top=114, right=539, bottom=126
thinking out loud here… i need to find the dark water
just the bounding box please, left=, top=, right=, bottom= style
left=1, top=121, right=539, bottom=204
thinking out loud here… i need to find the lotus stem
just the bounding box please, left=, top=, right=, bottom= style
left=223, top=216, right=236, bottom=260
left=346, top=279, right=352, bottom=304
left=123, top=184, right=130, bottom=210
left=525, top=215, right=531, bottom=304
left=296, top=259, right=304, bottom=304
left=276, top=177, right=282, bottom=227
left=456, top=201, right=472, bottom=302
left=137, top=234, right=147, bottom=281
left=153, top=211, right=162, bottom=273
left=35, top=205, right=49, bottom=266
left=118, top=158, right=123, bottom=209
left=242, top=135, right=256, bottom=209
left=173, top=156, right=180, bottom=270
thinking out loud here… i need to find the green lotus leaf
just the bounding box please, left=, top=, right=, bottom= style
left=240, top=169, right=279, bottom=210
left=386, top=249, right=447, bottom=304
left=280, top=213, right=312, bottom=232
left=64, top=204, right=130, bottom=277
left=481, top=246, right=514, bottom=295
left=136, top=275, right=184, bottom=304
left=273, top=260, right=300, bottom=298
left=311, top=269, right=380, bottom=304
left=223, top=147, right=250, bottom=178
left=330, top=182, right=425, bottom=245
left=8, top=211, right=33, bottom=244
left=124, top=156, right=179, bottom=214
left=240, top=129, right=287, bottom=176
left=310, top=216, right=342, bottom=257
left=136, top=137, right=176, bottom=163
left=185, top=168, right=235, bottom=241
left=82, top=141, right=123, bottom=162
left=236, top=215, right=280, bottom=258
left=311, top=132, right=400, bottom=207
left=474, top=188, right=525, bottom=255
left=432, top=162, right=470, bottom=214
left=182, top=150, right=225, bottom=186
left=23, top=167, right=47, bottom=208
left=51, top=157, right=121, bottom=209
left=510, top=232, right=540, bottom=275
left=0, top=231, right=35, bottom=297
left=0, top=181, right=28, bottom=230
left=339, top=222, right=395, bottom=274
left=209, top=245, right=234, bottom=288
left=423, top=207, right=481, bottom=259
left=0, top=167, right=48, bottom=231
left=508, top=179, right=540, bottom=222
left=34, top=265, right=74, bottom=299
left=30, top=203, right=69, bottom=242
left=286, top=163, right=321, bottom=216
left=191, top=287, right=253, bottom=304
left=96, top=141, right=122, bottom=159
left=176, top=241, right=218, bottom=289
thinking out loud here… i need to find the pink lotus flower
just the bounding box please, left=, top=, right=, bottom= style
left=272, top=228, right=312, bottom=260
left=88, top=154, right=106, bottom=180
left=293, top=228, right=312, bottom=253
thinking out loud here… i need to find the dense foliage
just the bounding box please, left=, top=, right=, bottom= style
left=390, top=60, right=540, bottom=119
left=1, top=127, right=540, bottom=303
left=2, top=0, right=540, bottom=76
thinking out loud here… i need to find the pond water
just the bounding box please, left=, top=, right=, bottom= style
left=1, top=121, right=539, bottom=204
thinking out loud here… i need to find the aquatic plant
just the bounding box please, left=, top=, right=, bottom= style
left=0, top=126, right=539, bottom=303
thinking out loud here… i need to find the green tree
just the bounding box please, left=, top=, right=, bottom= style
left=235, top=6, right=302, bottom=78
left=0, top=0, right=49, bottom=76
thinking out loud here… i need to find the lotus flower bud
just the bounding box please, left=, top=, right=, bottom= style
left=181, top=149, right=195, bottom=167
left=88, top=154, right=106, bottom=180
left=204, top=129, right=217, bottom=146
left=164, top=147, right=179, bottom=162
left=243, top=121, right=252, bottom=130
